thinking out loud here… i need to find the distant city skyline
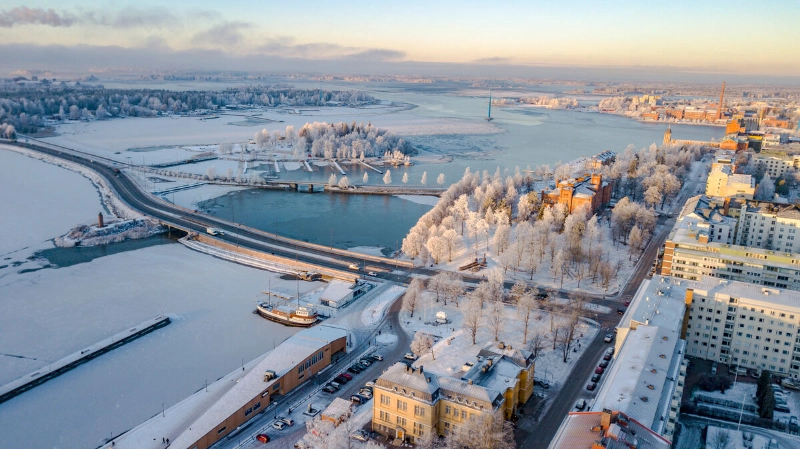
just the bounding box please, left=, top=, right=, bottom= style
left=1, top=1, right=799, bottom=79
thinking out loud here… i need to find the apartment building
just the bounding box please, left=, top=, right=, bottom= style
left=549, top=410, right=671, bottom=449
left=682, top=276, right=800, bottom=379
left=734, top=202, right=800, bottom=251
left=752, top=152, right=800, bottom=178
left=662, top=216, right=800, bottom=291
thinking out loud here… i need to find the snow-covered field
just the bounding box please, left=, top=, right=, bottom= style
left=0, top=149, right=329, bottom=449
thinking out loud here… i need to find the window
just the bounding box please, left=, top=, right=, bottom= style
left=381, top=395, right=390, bottom=406
left=396, top=400, right=407, bottom=411
left=253, top=402, right=260, bottom=411
left=414, top=405, right=426, bottom=417
left=217, top=427, right=227, bottom=435
left=245, top=407, right=253, bottom=417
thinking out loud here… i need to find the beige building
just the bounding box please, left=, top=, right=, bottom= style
left=682, top=276, right=800, bottom=379
left=705, top=165, right=754, bottom=199
left=372, top=342, right=535, bottom=445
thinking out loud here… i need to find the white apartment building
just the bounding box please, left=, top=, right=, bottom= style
left=752, top=152, right=800, bottom=178
left=734, top=202, right=800, bottom=252
left=662, top=215, right=800, bottom=291
left=682, top=276, right=800, bottom=378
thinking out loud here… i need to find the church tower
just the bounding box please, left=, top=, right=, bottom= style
left=663, top=126, right=672, bottom=145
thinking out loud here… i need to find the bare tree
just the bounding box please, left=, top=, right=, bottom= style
left=411, top=331, right=435, bottom=360
left=488, top=298, right=505, bottom=342
left=527, top=331, right=548, bottom=359
left=402, top=278, right=423, bottom=317
left=709, top=428, right=734, bottom=449
left=517, top=291, right=537, bottom=344
left=463, top=294, right=483, bottom=345
left=444, top=409, right=516, bottom=449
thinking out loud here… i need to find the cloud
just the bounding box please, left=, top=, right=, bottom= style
left=344, top=49, right=406, bottom=62
left=191, top=21, right=253, bottom=48
left=256, top=37, right=405, bottom=61
left=0, top=7, right=77, bottom=27
left=87, top=7, right=179, bottom=29
left=472, top=57, right=511, bottom=64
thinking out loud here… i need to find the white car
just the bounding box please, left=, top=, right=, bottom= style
left=272, top=421, right=286, bottom=430
left=368, top=271, right=377, bottom=276
left=574, top=399, right=587, bottom=411
left=603, top=334, right=614, bottom=343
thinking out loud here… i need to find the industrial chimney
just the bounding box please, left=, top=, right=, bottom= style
left=716, top=82, right=726, bottom=120
left=97, top=212, right=104, bottom=228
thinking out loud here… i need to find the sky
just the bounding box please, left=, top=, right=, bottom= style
left=0, top=0, right=799, bottom=80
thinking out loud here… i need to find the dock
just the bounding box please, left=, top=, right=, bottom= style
left=331, top=160, right=346, bottom=175
left=273, top=160, right=280, bottom=173
left=359, top=160, right=383, bottom=174
left=303, top=160, right=313, bottom=172
left=0, top=315, right=171, bottom=405
left=152, top=182, right=207, bottom=196
left=150, top=156, right=217, bottom=169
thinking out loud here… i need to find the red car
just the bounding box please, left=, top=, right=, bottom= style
left=587, top=382, right=597, bottom=391
left=625, top=300, right=631, bottom=306
left=340, top=373, right=353, bottom=381
left=595, top=366, right=604, bottom=374
left=256, top=434, right=270, bottom=443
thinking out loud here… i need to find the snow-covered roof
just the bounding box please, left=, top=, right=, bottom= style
left=548, top=411, right=671, bottom=449
left=621, top=277, right=687, bottom=333
left=322, top=397, right=353, bottom=423
left=377, top=362, right=440, bottom=402
left=320, top=280, right=355, bottom=304
left=590, top=325, right=682, bottom=430
left=438, top=376, right=503, bottom=408
left=689, top=277, right=800, bottom=311
left=164, top=324, right=346, bottom=449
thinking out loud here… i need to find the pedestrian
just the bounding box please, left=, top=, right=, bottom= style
left=162, top=438, right=165, bottom=444
left=166, top=438, right=169, bottom=445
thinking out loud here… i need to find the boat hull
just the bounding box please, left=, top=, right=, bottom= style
left=255, top=306, right=318, bottom=327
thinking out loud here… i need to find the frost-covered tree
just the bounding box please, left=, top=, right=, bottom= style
left=206, top=166, right=217, bottom=180
left=444, top=409, right=515, bottom=449
left=411, top=331, right=435, bottom=360
left=328, top=173, right=337, bottom=186
left=402, top=172, right=409, bottom=184
left=338, top=176, right=350, bottom=189
left=437, top=173, right=445, bottom=186
left=402, top=278, right=423, bottom=317
left=425, top=235, right=447, bottom=265
left=383, top=169, right=392, bottom=185
left=463, top=294, right=483, bottom=345
left=362, top=172, right=369, bottom=183
left=421, top=171, right=428, bottom=185
left=755, top=176, right=776, bottom=200
left=488, top=298, right=504, bottom=342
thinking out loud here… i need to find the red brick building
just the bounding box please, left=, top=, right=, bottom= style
left=541, top=174, right=612, bottom=214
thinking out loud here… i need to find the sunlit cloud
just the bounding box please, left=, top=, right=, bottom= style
left=0, top=7, right=77, bottom=28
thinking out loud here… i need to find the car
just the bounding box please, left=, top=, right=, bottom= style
left=603, top=353, right=612, bottom=361
left=783, top=379, right=800, bottom=391
left=359, top=389, right=373, bottom=399
left=368, top=271, right=377, bottom=276
left=371, top=354, right=384, bottom=361
left=775, top=404, right=791, bottom=413
left=340, top=373, right=353, bottom=381
left=624, top=300, right=631, bottom=306
left=711, top=362, right=718, bottom=375
left=326, top=383, right=339, bottom=391
left=348, top=366, right=362, bottom=374
left=359, top=359, right=372, bottom=366
left=603, top=334, right=614, bottom=343
left=361, top=385, right=373, bottom=392
left=617, top=308, right=625, bottom=315
left=322, top=386, right=336, bottom=394
left=365, top=381, right=376, bottom=388
left=335, top=375, right=349, bottom=384
left=272, top=421, right=287, bottom=430
left=587, top=382, right=597, bottom=391
left=351, top=430, right=369, bottom=442
left=351, top=394, right=366, bottom=404
left=355, top=362, right=369, bottom=370
left=330, top=381, right=341, bottom=389
left=404, top=353, right=416, bottom=361
left=591, top=373, right=601, bottom=382
left=749, top=369, right=760, bottom=378
left=595, top=366, right=604, bottom=375
left=536, top=292, right=549, bottom=300
left=256, top=434, right=270, bottom=443
left=575, top=399, right=587, bottom=411
left=599, top=360, right=609, bottom=368
left=280, top=417, right=295, bottom=426
left=535, top=379, right=550, bottom=389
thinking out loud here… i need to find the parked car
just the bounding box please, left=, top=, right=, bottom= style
left=335, top=375, right=349, bottom=384
left=351, top=430, right=370, bottom=442
left=359, top=389, right=373, bottom=399
left=355, top=362, right=369, bottom=370
left=748, top=369, right=760, bottom=378
left=603, top=353, right=612, bottom=361
left=536, top=292, right=549, bottom=300
left=775, top=404, right=791, bottom=413
left=326, top=383, right=339, bottom=391
left=348, top=365, right=362, bottom=374
left=365, top=381, right=376, bottom=388
left=404, top=353, right=416, bottom=360
left=359, top=359, right=372, bottom=366
left=575, top=399, right=587, bottom=411
left=256, top=434, right=270, bottom=443
left=624, top=300, right=631, bottom=306
left=372, top=354, right=384, bottom=361
left=272, top=421, right=287, bottom=430
left=782, top=379, right=800, bottom=391
left=330, top=381, right=341, bottom=389
left=535, top=379, right=550, bottom=389
left=351, top=394, right=366, bottom=404
left=595, top=367, right=605, bottom=375
left=587, top=382, right=597, bottom=391
left=711, top=362, right=718, bottom=375
left=340, top=373, right=353, bottom=381
left=616, top=308, right=625, bottom=315
left=280, top=417, right=295, bottom=426
left=368, top=271, right=377, bottom=276
left=599, top=360, right=609, bottom=368
left=322, top=386, right=336, bottom=394
left=591, top=373, right=601, bottom=382
left=603, top=334, right=614, bottom=343
left=360, top=385, right=373, bottom=393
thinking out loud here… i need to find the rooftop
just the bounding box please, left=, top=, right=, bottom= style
left=688, top=276, right=800, bottom=311
left=620, top=277, right=688, bottom=333
left=590, top=325, right=682, bottom=431
left=320, top=280, right=356, bottom=303
left=548, top=411, right=671, bottom=449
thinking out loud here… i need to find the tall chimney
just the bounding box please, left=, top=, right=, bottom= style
left=97, top=212, right=104, bottom=228
left=716, top=81, right=726, bottom=120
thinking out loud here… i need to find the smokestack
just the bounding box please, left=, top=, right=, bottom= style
left=97, top=212, right=104, bottom=228
left=716, top=81, right=726, bottom=120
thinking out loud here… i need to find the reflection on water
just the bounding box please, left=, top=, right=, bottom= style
left=36, top=232, right=182, bottom=268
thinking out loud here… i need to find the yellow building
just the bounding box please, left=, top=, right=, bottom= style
left=705, top=165, right=754, bottom=199
left=372, top=342, right=535, bottom=444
